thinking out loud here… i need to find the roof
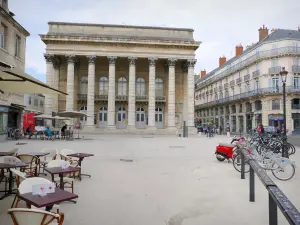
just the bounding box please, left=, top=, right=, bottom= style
left=48, top=21, right=194, bottom=32
left=196, top=29, right=300, bottom=84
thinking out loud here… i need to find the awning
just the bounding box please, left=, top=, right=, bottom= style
left=0, top=64, right=67, bottom=95
left=32, top=114, right=54, bottom=120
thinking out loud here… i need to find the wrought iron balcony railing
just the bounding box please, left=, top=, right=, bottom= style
left=236, top=77, right=242, bottom=84
left=252, top=70, right=260, bottom=79
left=230, top=80, right=235, bottom=87
left=268, top=66, right=281, bottom=75
left=156, top=96, right=166, bottom=102
left=292, top=65, right=300, bottom=73
left=244, top=74, right=250, bottom=82
left=136, top=95, right=148, bottom=101
left=95, top=94, right=108, bottom=100
left=115, top=95, right=128, bottom=101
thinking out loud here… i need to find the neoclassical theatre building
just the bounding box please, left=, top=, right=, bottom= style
left=40, top=22, right=200, bottom=132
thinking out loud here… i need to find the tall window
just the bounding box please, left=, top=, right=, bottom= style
left=136, top=77, right=145, bottom=96
left=79, top=76, right=88, bottom=94
left=28, top=96, right=31, bottom=105
left=15, top=35, right=21, bottom=57
left=0, top=23, right=7, bottom=49
left=80, top=106, right=87, bottom=121
left=272, top=99, right=280, bottom=110
left=99, top=77, right=108, bottom=95
left=34, top=99, right=38, bottom=106
left=118, top=77, right=127, bottom=96
left=40, top=100, right=44, bottom=107
left=294, top=77, right=300, bottom=89
left=271, top=59, right=279, bottom=67
left=255, top=79, right=260, bottom=90
left=293, top=57, right=300, bottom=65
left=155, top=78, right=163, bottom=96
left=272, top=77, right=279, bottom=88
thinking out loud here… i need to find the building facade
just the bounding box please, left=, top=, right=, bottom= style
left=0, top=0, right=30, bottom=138
left=195, top=26, right=300, bottom=134
left=40, top=22, right=200, bottom=132
left=23, top=94, right=45, bottom=114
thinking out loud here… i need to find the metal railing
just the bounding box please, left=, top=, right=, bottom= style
left=244, top=74, right=250, bottom=82
left=230, top=80, right=235, bottom=86
left=292, top=65, right=300, bottom=73
left=196, top=46, right=300, bottom=90
left=136, top=95, right=148, bottom=101
left=195, top=86, right=300, bottom=109
left=156, top=96, right=166, bottom=102
left=252, top=70, right=260, bottom=79
left=238, top=144, right=300, bottom=225
left=268, top=66, right=281, bottom=75
left=95, top=94, right=108, bottom=100
left=115, top=95, right=128, bottom=101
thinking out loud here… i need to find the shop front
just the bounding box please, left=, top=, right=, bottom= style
left=268, top=114, right=283, bottom=129
left=292, top=113, right=300, bottom=134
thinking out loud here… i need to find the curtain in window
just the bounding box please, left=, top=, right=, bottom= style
left=80, top=76, right=88, bottom=94
left=118, top=77, right=127, bottom=96
left=136, top=78, right=145, bottom=96
left=155, top=78, right=163, bottom=96
left=99, top=77, right=108, bottom=95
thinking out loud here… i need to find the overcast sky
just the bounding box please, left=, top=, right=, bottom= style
left=9, top=0, right=300, bottom=82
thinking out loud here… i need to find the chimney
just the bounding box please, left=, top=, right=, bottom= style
left=235, top=45, right=243, bottom=56
left=258, top=25, right=269, bottom=41
left=219, top=56, right=226, bottom=67
left=200, top=70, right=206, bottom=78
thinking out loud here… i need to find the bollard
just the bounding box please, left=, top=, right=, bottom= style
left=250, top=167, right=255, bottom=202
left=241, top=152, right=245, bottom=180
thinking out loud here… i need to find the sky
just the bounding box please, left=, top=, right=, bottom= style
left=8, top=0, right=300, bottom=83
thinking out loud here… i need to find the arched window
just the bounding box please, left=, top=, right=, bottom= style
left=136, top=78, right=145, bottom=96
left=155, top=78, right=163, bottom=96
left=99, top=77, right=108, bottom=95
left=118, top=77, right=127, bottom=96
left=80, top=76, right=88, bottom=94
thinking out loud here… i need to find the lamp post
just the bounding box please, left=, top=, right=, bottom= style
left=279, top=67, right=288, bottom=158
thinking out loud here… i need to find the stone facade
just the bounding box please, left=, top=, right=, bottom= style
left=40, top=22, right=201, bottom=132
left=0, top=0, right=30, bottom=138
left=195, top=27, right=300, bottom=134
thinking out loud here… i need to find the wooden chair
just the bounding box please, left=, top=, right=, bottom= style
left=17, top=154, right=39, bottom=177
left=8, top=208, right=64, bottom=225
left=47, top=160, right=75, bottom=194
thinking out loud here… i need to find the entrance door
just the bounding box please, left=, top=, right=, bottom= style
left=136, top=107, right=146, bottom=129
left=116, top=107, right=126, bottom=129
left=98, top=107, right=107, bottom=128
left=155, top=108, right=163, bottom=129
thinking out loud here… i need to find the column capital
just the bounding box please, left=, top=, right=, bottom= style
left=148, top=57, right=158, bottom=66
left=87, top=55, right=97, bottom=64
left=44, top=54, right=54, bottom=63
left=168, top=58, right=177, bottom=67
left=52, top=56, right=61, bottom=69
left=187, top=59, right=197, bottom=68
left=66, top=55, right=76, bottom=64
left=108, top=56, right=117, bottom=65
left=128, top=57, right=137, bottom=66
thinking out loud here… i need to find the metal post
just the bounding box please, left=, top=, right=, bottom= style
left=282, top=82, right=288, bottom=158
left=269, top=193, right=278, bottom=225
left=241, top=152, right=245, bottom=179
left=250, top=167, right=255, bottom=202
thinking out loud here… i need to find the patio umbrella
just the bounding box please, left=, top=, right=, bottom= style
left=57, top=111, right=89, bottom=139
left=0, top=64, right=67, bottom=95
left=32, top=114, right=54, bottom=120
left=53, top=116, right=70, bottom=120
left=57, top=111, right=88, bottom=118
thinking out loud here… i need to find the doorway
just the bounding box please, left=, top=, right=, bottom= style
left=136, top=107, right=146, bottom=129
left=98, top=107, right=107, bottom=128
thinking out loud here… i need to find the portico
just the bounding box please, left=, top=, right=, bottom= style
left=40, top=22, right=200, bottom=132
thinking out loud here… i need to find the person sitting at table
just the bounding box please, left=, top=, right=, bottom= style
left=61, top=124, right=67, bottom=138
left=44, top=127, right=53, bottom=140
left=25, top=126, right=33, bottom=139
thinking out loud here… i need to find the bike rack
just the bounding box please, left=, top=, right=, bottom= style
left=238, top=144, right=300, bottom=225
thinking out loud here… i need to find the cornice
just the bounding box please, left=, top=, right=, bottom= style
left=39, top=35, right=200, bottom=50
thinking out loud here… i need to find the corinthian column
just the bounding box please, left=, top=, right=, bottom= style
left=86, top=56, right=96, bottom=127
left=128, top=57, right=137, bottom=128
left=168, top=58, right=177, bottom=129
left=52, top=57, right=61, bottom=113
left=187, top=59, right=197, bottom=127
left=148, top=57, right=157, bottom=128
left=107, top=56, right=117, bottom=127
left=44, top=54, right=54, bottom=120
left=66, top=55, right=75, bottom=111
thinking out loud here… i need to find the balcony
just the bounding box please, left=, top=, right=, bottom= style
left=136, top=95, right=148, bottom=102
left=230, top=80, right=235, bottom=87
left=115, top=95, right=128, bottom=101
left=219, top=86, right=223, bottom=91
left=292, top=65, right=300, bottom=73
left=236, top=77, right=242, bottom=84
left=95, top=94, right=108, bottom=101
left=196, top=46, right=300, bottom=91
left=268, top=66, right=281, bottom=75
left=77, top=94, right=87, bottom=100
left=210, top=89, right=213, bottom=94
left=244, top=74, right=250, bottom=82
left=224, top=83, right=228, bottom=89
left=252, top=70, right=260, bottom=79
left=195, top=86, right=300, bottom=109
left=156, top=96, right=166, bottom=102
left=214, top=87, right=218, bottom=93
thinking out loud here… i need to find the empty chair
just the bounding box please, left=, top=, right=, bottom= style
left=39, top=148, right=58, bottom=175
left=17, top=154, right=39, bottom=177
left=47, top=160, right=75, bottom=193
left=0, top=157, right=23, bottom=193
left=18, top=177, right=59, bottom=212
left=59, top=149, right=79, bottom=168
left=8, top=208, right=64, bottom=225
left=10, top=169, right=27, bottom=208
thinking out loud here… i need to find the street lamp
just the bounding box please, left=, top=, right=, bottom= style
left=279, top=67, right=288, bottom=158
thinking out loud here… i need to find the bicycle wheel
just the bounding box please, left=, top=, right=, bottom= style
left=233, top=154, right=250, bottom=173
left=271, top=161, right=295, bottom=181
left=287, top=143, right=296, bottom=155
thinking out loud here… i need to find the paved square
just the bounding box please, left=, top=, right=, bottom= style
left=0, top=135, right=299, bottom=225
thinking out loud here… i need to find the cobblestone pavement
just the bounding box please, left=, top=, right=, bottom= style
left=0, top=135, right=299, bottom=225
